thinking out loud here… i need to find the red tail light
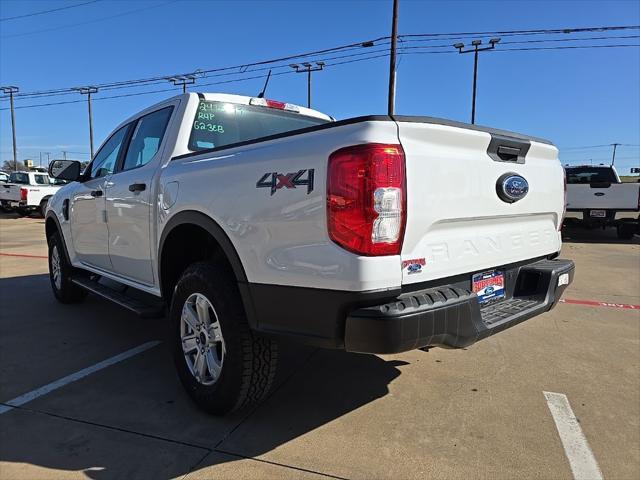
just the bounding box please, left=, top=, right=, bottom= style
left=559, top=168, right=567, bottom=231
left=20, top=187, right=28, bottom=202
left=327, top=143, right=406, bottom=256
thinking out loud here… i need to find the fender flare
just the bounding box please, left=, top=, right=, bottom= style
left=44, top=212, right=72, bottom=264
left=158, top=210, right=248, bottom=288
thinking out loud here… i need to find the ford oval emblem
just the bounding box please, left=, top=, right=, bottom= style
left=496, top=173, right=529, bottom=203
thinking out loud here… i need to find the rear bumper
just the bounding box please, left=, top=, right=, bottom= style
left=344, top=259, right=575, bottom=354
left=565, top=209, right=639, bottom=223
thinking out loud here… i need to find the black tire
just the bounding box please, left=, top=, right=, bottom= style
left=48, top=232, right=87, bottom=303
left=617, top=223, right=636, bottom=240
left=170, top=261, right=278, bottom=415
left=40, top=198, right=49, bottom=218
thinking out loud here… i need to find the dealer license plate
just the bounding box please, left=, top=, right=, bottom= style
left=472, top=270, right=505, bottom=304
left=590, top=210, right=606, bottom=218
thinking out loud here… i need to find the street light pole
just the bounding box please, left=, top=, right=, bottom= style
left=1, top=86, right=19, bottom=171
left=471, top=46, right=479, bottom=125
left=611, top=143, right=620, bottom=166
left=167, top=74, right=197, bottom=93
left=75, top=86, right=98, bottom=159
left=289, top=62, right=325, bottom=108
left=388, top=0, right=399, bottom=116
left=454, top=38, right=501, bottom=124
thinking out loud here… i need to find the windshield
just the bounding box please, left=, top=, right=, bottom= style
left=8, top=172, right=29, bottom=184
left=565, top=166, right=618, bottom=184
left=188, top=100, right=329, bottom=152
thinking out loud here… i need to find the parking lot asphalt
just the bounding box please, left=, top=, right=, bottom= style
left=0, top=213, right=638, bottom=479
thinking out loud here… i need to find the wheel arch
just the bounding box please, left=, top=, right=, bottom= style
left=45, top=212, right=73, bottom=264
left=158, top=211, right=249, bottom=303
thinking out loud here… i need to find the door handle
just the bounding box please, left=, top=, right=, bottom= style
left=90, top=189, right=103, bottom=197
left=128, top=183, right=146, bottom=192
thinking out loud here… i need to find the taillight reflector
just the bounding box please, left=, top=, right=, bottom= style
left=327, top=143, right=406, bottom=256
left=20, top=187, right=28, bottom=201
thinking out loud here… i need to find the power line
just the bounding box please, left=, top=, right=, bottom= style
left=0, top=52, right=393, bottom=111
left=4, top=24, right=638, bottom=100
left=561, top=144, right=640, bottom=150
left=405, top=43, right=640, bottom=56
left=2, top=41, right=639, bottom=111
left=400, top=25, right=640, bottom=39
left=0, top=0, right=102, bottom=22
left=1, top=26, right=639, bottom=110
left=1, top=0, right=179, bottom=39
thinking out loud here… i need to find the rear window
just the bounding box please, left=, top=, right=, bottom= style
left=9, top=172, right=29, bottom=184
left=565, top=167, right=618, bottom=184
left=188, top=100, right=328, bottom=152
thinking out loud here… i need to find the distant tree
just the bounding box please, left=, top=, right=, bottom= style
left=2, top=160, right=26, bottom=172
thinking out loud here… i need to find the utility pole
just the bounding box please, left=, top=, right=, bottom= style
left=454, top=38, right=501, bottom=124
left=74, top=86, right=98, bottom=159
left=289, top=62, right=325, bottom=108
left=1, top=86, right=19, bottom=171
left=39, top=152, right=42, bottom=167
left=62, top=151, right=67, bottom=160
left=611, top=143, right=620, bottom=166
left=387, top=0, right=399, bottom=115
left=167, top=74, right=197, bottom=93
left=44, top=152, right=51, bottom=167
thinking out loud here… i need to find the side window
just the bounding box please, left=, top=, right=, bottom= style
left=89, top=125, right=129, bottom=179
left=121, top=107, right=173, bottom=172
left=33, top=175, right=49, bottom=185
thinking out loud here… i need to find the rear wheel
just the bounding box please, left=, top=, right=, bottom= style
left=48, top=232, right=87, bottom=303
left=170, top=261, right=278, bottom=415
left=617, top=223, right=636, bottom=240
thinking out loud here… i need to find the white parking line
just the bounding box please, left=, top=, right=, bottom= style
left=543, top=391, right=603, bottom=480
left=0, top=341, right=161, bottom=415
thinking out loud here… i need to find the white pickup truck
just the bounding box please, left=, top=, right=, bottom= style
left=0, top=171, right=65, bottom=216
left=45, top=92, right=574, bottom=415
left=564, top=165, right=639, bottom=239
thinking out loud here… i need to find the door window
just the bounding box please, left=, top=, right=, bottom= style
left=33, top=175, right=50, bottom=185
left=89, top=125, right=129, bottom=179
left=121, top=107, right=173, bottom=172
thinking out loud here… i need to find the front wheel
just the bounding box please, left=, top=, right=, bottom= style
left=48, top=232, right=87, bottom=303
left=170, top=261, right=278, bottom=415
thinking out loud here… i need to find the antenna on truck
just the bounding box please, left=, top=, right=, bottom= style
left=257, top=70, right=272, bottom=99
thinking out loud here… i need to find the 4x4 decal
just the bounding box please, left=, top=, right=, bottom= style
left=256, top=169, right=314, bottom=196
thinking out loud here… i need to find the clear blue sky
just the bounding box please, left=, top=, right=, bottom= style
left=1, top=0, right=639, bottom=173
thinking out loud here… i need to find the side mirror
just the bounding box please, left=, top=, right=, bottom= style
left=49, top=160, right=81, bottom=182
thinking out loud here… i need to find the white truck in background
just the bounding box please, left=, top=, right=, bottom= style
left=45, top=92, right=574, bottom=415
left=564, top=165, right=639, bottom=239
left=0, top=171, right=65, bottom=216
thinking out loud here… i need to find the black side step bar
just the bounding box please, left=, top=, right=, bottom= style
left=71, top=276, right=165, bottom=318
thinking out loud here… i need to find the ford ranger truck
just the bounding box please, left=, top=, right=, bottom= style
left=45, top=93, right=574, bottom=415
left=563, top=165, right=639, bottom=239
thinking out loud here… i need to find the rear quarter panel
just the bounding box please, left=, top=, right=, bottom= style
left=158, top=120, right=404, bottom=292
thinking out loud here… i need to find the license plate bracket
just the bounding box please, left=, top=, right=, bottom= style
left=472, top=270, right=506, bottom=305
left=590, top=210, right=606, bottom=218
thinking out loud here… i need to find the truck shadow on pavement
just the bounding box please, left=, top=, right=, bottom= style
left=562, top=225, right=639, bottom=245
left=0, top=273, right=406, bottom=479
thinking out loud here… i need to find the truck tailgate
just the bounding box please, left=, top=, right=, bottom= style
left=395, top=117, right=563, bottom=285
left=0, top=184, right=20, bottom=202
left=567, top=183, right=640, bottom=210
